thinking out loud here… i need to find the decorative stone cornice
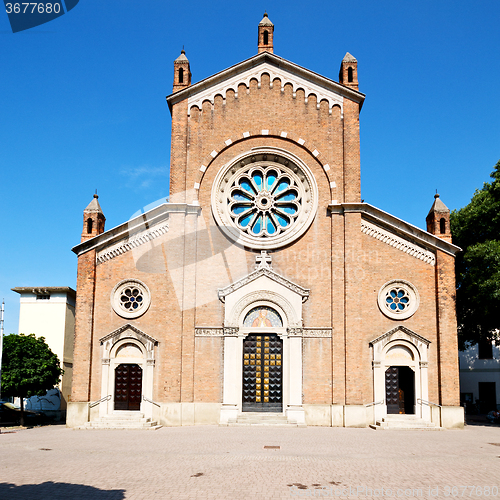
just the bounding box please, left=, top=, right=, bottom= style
left=287, top=328, right=333, bottom=338
left=167, top=52, right=365, bottom=114
left=72, top=202, right=201, bottom=257
left=195, top=327, right=238, bottom=337
left=96, top=221, right=170, bottom=264
left=303, top=328, right=332, bottom=338
left=328, top=202, right=461, bottom=258
left=185, top=61, right=344, bottom=115
left=218, top=267, right=310, bottom=303
left=361, top=220, right=435, bottom=266
left=369, top=326, right=431, bottom=348
left=100, top=324, right=159, bottom=346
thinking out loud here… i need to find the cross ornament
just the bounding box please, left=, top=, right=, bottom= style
left=255, top=250, right=272, bottom=270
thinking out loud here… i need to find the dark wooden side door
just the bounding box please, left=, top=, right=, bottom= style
left=385, top=366, right=401, bottom=414
left=242, top=334, right=282, bottom=412
left=114, top=363, right=142, bottom=411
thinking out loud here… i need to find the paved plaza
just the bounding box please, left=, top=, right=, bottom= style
left=0, top=423, right=499, bottom=499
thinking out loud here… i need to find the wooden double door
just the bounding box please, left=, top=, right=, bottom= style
left=114, top=363, right=142, bottom=411
left=385, top=366, right=415, bottom=415
left=242, top=334, right=283, bottom=412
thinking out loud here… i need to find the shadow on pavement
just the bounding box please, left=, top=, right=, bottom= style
left=0, top=482, right=125, bottom=500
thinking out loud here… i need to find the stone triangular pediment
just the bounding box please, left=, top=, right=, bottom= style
left=218, top=267, right=310, bottom=303
left=100, top=324, right=159, bottom=346
left=167, top=52, right=365, bottom=116
left=369, top=326, right=430, bottom=348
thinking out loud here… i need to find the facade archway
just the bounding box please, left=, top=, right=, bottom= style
left=370, top=326, right=431, bottom=422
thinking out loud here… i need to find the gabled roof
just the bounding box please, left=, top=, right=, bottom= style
left=166, top=51, right=365, bottom=114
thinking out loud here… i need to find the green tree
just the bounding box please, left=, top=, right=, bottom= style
left=1, top=334, right=63, bottom=426
left=450, top=160, right=500, bottom=349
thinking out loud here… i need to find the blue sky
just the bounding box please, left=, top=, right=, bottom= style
left=1, top=0, right=499, bottom=334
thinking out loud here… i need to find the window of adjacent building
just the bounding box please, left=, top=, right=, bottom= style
left=36, top=295, right=50, bottom=300
left=478, top=339, right=493, bottom=359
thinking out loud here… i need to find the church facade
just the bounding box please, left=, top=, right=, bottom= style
left=67, top=15, right=464, bottom=428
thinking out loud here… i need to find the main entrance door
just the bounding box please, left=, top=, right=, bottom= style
left=242, top=334, right=282, bottom=412
left=385, top=366, right=415, bottom=415
left=114, top=363, right=142, bottom=411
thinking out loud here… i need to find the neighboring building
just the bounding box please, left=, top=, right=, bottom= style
left=67, top=14, right=463, bottom=429
left=459, top=338, right=500, bottom=413
left=11, top=286, right=75, bottom=419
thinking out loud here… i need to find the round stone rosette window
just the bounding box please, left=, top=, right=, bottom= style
left=377, top=280, right=420, bottom=320
left=111, top=279, right=151, bottom=319
left=211, top=148, right=318, bottom=249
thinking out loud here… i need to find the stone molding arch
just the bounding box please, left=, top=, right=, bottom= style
left=192, top=133, right=337, bottom=204
left=100, top=323, right=158, bottom=363
left=226, top=290, right=301, bottom=329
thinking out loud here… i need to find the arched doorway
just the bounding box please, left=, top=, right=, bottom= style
left=242, top=306, right=284, bottom=412
left=370, top=327, right=431, bottom=422
left=99, top=325, right=158, bottom=419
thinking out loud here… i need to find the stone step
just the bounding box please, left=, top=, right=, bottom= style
left=102, top=412, right=145, bottom=420
left=81, top=424, right=162, bottom=430
left=80, top=420, right=161, bottom=430
left=370, top=418, right=442, bottom=431
left=223, top=412, right=304, bottom=427
left=95, top=418, right=152, bottom=425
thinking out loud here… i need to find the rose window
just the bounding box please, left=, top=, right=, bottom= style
left=384, top=287, right=410, bottom=314
left=377, top=280, right=419, bottom=320
left=212, top=149, right=318, bottom=249
left=119, top=286, right=145, bottom=313
left=111, top=279, right=151, bottom=319
left=229, top=166, right=300, bottom=237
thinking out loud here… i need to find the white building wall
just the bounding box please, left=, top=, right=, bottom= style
left=14, top=288, right=75, bottom=415
left=459, top=342, right=500, bottom=410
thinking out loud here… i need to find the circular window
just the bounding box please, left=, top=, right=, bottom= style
left=211, top=148, right=318, bottom=249
left=377, top=280, right=419, bottom=320
left=111, top=279, right=151, bottom=319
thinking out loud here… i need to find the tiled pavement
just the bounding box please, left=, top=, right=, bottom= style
left=1, top=423, right=499, bottom=499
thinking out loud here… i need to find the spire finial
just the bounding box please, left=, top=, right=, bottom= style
left=94, top=189, right=98, bottom=199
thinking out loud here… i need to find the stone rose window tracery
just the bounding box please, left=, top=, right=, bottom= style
left=119, top=286, right=145, bottom=313
left=229, top=166, right=300, bottom=237
left=111, top=279, right=151, bottom=319
left=212, top=149, right=318, bottom=249
left=377, top=280, right=419, bottom=320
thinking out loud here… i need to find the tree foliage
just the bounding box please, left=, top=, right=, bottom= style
left=1, top=334, right=63, bottom=425
left=450, top=160, right=500, bottom=349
